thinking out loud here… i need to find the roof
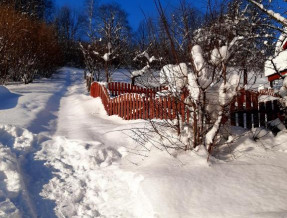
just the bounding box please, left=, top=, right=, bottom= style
left=265, top=50, right=287, bottom=77
left=265, top=34, right=287, bottom=80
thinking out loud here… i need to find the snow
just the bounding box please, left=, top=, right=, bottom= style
left=132, top=65, right=150, bottom=78
left=135, top=51, right=158, bottom=64
left=0, top=124, right=36, bottom=218
left=0, top=86, right=21, bottom=110
left=102, top=53, right=110, bottom=62
left=259, top=94, right=279, bottom=102
left=250, top=0, right=287, bottom=26
left=218, top=74, right=240, bottom=106
left=268, top=118, right=286, bottom=132
left=160, top=63, right=188, bottom=93
left=211, top=46, right=229, bottom=65
left=1, top=68, right=287, bottom=217
left=265, top=50, right=287, bottom=77
left=191, top=45, right=207, bottom=77
left=275, top=29, right=287, bottom=56
left=187, top=73, right=200, bottom=101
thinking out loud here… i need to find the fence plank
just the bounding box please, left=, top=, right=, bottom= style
left=139, top=96, right=142, bottom=119
left=121, top=95, right=125, bottom=118
left=143, top=97, right=146, bottom=120
left=266, top=101, right=272, bottom=122
left=236, top=93, right=244, bottom=127
left=158, top=98, right=162, bottom=120
left=246, top=91, right=251, bottom=110
left=122, top=95, right=126, bottom=119
left=259, top=102, right=266, bottom=127
left=155, top=99, right=159, bottom=119
left=134, top=94, right=137, bottom=119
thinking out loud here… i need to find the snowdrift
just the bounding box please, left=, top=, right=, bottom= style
left=0, top=86, right=21, bottom=110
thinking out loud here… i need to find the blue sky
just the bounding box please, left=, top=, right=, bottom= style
left=54, top=0, right=208, bottom=30
left=54, top=0, right=287, bottom=30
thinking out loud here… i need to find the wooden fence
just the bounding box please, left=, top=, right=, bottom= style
left=230, top=89, right=285, bottom=129
left=90, top=82, right=189, bottom=121
left=91, top=82, right=285, bottom=129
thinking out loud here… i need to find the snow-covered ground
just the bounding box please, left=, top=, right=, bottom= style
left=1, top=68, right=287, bottom=218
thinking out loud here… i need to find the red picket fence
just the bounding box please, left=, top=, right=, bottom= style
left=90, top=82, right=189, bottom=121
left=230, top=89, right=285, bottom=129
left=91, top=82, right=285, bottom=129
left=108, top=82, right=165, bottom=98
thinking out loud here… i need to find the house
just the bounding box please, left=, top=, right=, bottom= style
left=265, top=34, right=287, bottom=86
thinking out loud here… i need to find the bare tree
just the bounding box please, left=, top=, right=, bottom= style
left=80, top=2, right=132, bottom=84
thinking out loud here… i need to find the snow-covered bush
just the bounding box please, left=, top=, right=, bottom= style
left=141, top=0, right=273, bottom=155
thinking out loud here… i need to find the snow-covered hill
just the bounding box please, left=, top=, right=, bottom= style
left=0, top=68, right=287, bottom=218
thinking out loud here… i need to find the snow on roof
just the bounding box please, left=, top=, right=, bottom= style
left=265, top=29, right=287, bottom=78
left=265, top=50, right=287, bottom=77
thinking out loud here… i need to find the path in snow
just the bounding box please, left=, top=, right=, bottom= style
left=34, top=69, right=147, bottom=217
left=11, top=68, right=145, bottom=217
